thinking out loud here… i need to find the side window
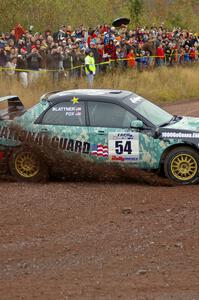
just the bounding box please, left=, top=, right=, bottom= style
left=88, top=101, right=137, bottom=128
left=41, top=101, right=86, bottom=126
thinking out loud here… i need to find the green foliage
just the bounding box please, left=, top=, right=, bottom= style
left=128, top=0, right=144, bottom=25
left=0, top=0, right=198, bottom=32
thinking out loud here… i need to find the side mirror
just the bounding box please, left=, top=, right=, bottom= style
left=131, top=120, right=144, bottom=129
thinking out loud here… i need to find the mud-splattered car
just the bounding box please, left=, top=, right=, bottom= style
left=0, top=89, right=199, bottom=184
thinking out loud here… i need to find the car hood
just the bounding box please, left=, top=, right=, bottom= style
left=165, top=117, right=199, bottom=132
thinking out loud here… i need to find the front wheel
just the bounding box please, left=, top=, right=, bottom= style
left=164, top=147, right=199, bottom=184
left=9, top=148, right=48, bottom=182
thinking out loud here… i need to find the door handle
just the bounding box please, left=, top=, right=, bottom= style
left=41, top=128, right=48, bottom=132
left=97, top=130, right=105, bottom=135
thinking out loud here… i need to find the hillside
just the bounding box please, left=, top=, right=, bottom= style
left=0, top=0, right=198, bottom=32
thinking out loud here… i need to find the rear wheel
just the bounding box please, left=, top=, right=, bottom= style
left=9, top=148, right=48, bottom=182
left=164, top=147, right=199, bottom=184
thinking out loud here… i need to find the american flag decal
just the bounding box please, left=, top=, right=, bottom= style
left=91, top=144, right=108, bottom=157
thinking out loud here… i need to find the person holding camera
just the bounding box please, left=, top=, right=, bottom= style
left=46, top=45, right=64, bottom=82
left=16, top=47, right=28, bottom=87
left=27, top=46, right=42, bottom=83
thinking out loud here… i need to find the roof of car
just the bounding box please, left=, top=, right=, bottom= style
left=41, top=89, right=133, bottom=104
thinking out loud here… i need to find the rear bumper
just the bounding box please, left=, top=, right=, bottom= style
left=0, top=162, right=9, bottom=174
left=0, top=148, right=10, bottom=174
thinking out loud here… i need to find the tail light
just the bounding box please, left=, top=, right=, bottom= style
left=0, top=151, right=5, bottom=160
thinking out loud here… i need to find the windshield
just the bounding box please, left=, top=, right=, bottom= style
left=125, top=95, right=173, bottom=126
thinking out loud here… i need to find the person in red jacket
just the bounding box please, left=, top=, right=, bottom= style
left=14, top=24, right=26, bottom=41
left=104, top=39, right=117, bottom=61
left=156, top=43, right=165, bottom=66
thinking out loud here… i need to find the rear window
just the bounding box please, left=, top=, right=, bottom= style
left=0, top=97, right=25, bottom=120
left=0, top=101, right=9, bottom=120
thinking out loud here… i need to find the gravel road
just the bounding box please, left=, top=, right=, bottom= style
left=0, top=99, right=199, bottom=300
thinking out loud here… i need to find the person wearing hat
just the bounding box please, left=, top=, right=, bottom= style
left=0, top=46, right=7, bottom=67
left=27, top=45, right=42, bottom=83
left=84, top=48, right=96, bottom=87
left=90, top=41, right=99, bottom=68
left=184, top=45, right=190, bottom=63
left=17, top=47, right=28, bottom=87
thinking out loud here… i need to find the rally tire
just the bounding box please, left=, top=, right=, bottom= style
left=9, top=148, right=48, bottom=182
left=164, top=147, right=199, bottom=184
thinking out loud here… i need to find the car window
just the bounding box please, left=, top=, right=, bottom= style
left=125, top=95, right=173, bottom=126
left=41, top=101, right=86, bottom=126
left=88, top=101, right=137, bottom=128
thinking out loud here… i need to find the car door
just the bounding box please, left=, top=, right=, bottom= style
left=87, top=100, right=156, bottom=168
left=36, top=99, right=91, bottom=156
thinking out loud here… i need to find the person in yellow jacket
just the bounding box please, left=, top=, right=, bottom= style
left=85, top=48, right=96, bottom=87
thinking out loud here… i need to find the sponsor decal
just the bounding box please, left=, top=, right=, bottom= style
left=110, top=156, right=139, bottom=162
left=0, top=126, right=90, bottom=154
left=71, top=97, right=79, bottom=104
left=108, top=132, right=139, bottom=162
left=111, top=156, right=124, bottom=161
left=51, top=137, right=90, bottom=154
left=162, top=132, right=199, bottom=139
left=129, top=96, right=142, bottom=104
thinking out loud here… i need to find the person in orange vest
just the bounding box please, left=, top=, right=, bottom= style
left=127, top=48, right=136, bottom=68
left=189, top=46, right=196, bottom=62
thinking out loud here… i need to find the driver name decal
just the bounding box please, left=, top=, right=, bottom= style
left=52, top=105, right=82, bottom=117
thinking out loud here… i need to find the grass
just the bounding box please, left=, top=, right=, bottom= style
left=0, top=64, right=198, bottom=108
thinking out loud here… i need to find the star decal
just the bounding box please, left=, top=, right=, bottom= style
left=71, top=97, right=79, bottom=104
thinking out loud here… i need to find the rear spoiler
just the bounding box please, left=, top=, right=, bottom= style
left=0, top=95, right=25, bottom=120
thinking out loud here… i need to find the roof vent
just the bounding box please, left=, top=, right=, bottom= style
left=109, top=91, right=122, bottom=94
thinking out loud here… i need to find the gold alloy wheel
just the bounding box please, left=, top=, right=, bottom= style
left=171, top=153, right=197, bottom=181
left=15, top=152, right=40, bottom=178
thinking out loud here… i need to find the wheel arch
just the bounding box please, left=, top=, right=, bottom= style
left=159, top=142, right=199, bottom=175
left=8, top=145, right=49, bottom=181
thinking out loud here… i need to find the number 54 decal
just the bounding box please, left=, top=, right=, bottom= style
left=108, top=132, right=139, bottom=162
left=115, top=140, right=132, bottom=155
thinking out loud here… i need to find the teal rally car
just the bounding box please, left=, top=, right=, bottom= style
left=0, top=89, right=199, bottom=184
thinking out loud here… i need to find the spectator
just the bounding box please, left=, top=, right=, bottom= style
left=135, top=43, right=143, bottom=71
left=0, top=22, right=198, bottom=86
left=184, top=45, right=190, bottom=63
left=16, top=48, right=28, bottom=87
left=189, top=46, right=196, bottom=62
left=27, top=46, right=42, bottom=83
left=4, top=57, right=17, bottom=91
left=0, top=47, right=7, bottom=67
left=156, top=43, right=165, bottom=66
left=84, top=48, right=96, bottom=87
left=104, top=39, right=117, bottom=61
left=46, top=46, right=63, bottom=82
left=165, top=43, right=172, bottom=65
left=14, top=24, right=26, bottom=41
left=127, top=48, right=136, bottom=68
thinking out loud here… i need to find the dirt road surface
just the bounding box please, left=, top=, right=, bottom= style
left=0, top=100, right=199, bottom=300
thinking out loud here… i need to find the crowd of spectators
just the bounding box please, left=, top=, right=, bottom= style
left=0, top=23, right=198, bottom=87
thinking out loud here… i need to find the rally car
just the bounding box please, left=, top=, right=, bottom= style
left=0, top=89, right=199, bottom=184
